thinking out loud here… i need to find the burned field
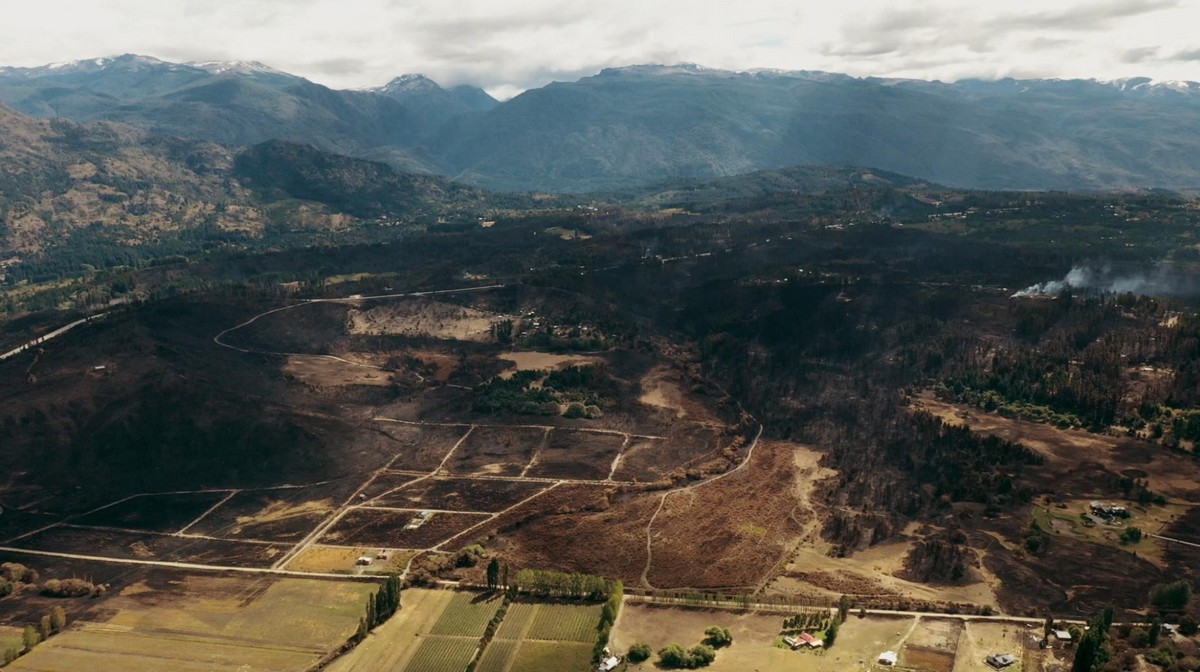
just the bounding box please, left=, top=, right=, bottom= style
left=375, top=423, right=472, bottom=472
left=73, top=491, right=232, bottom=533
left=446, top=426, right=547, bottom=477
left=372, top=477, right=550, bottom=512
left=611, top=425, right=724, bottom=482
left=10, top=525, right=290, bottom=567
left=524, top=429, right=625, bottom=480
left=182, top=485, right=347, bottom=542
left=321, top=509, right=492, bottom=548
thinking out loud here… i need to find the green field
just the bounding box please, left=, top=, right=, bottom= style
left=476, top=638, right=521, bottom=672
left=405, top=636, right=479, bottom=672
left=5, top=576, right=375, bottom=672
left=527, top=603, right=602, bottom=642
left=509, top=641, right=593, bottom=672
left=429, top=591, right=504, bottom=638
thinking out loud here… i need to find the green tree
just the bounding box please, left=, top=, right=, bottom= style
left=38, top=615, right=50, bottom=642
left=825, top=619, right=839, bottom=648
left=1149, top=581, right=1192, bottom=612
left=1120, top=527, right=1143, bottom=545
left=487, top=558, right=500, bottom=591
left=1148, top=619, right=1161, bottom=646
left=3, top=648, right=16, bottom=664
left=21, top=625, right=38, bottom=652
left=838, top=595, right=851, bottom=622
left=1072, top=629, right=1097, bottom=672
left=628, top=643, right=652, bottom=662
left=50, top=606, right=66, bottom=632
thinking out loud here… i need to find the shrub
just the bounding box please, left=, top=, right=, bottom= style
left=628, top=643, right=652, bottom=662
left=40, top=578, right=96, bottom=598
left=704, top=626, right=733, bottom=648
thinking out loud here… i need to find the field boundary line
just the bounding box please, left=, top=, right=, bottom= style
left=177, top=490, right=240, bottom=535
left=0, top=545, right=382, bottom=580
left=606, top=435, right=631, bottom=482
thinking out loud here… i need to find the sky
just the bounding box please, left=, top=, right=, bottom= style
left=1, top=0, right=1198, bottom=99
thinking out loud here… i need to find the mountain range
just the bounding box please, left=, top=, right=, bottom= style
left=2, top=55, right=1200, bottom=192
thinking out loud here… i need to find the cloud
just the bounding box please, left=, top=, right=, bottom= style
left=0, top=0, right=1198, bottom=95
left=1166, top=47, right=1200, bottom=61
left=991, top=0, right=1180, bottom=31
left=1120, top=47, right=1160, bottom=63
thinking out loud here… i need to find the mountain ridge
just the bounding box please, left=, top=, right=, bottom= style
left=2, top=55, right=1200, bottom=193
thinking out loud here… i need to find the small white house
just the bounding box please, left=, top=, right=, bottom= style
left=355, top=556, right=373, bottom=566
left=879, top=651, right=898, bottom=666
left=598, top=655, right=619, bottom=671
left=1054, top=630, right=1073, bottom=641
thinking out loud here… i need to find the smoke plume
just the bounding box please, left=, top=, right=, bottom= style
left=1011, top=263, right=1200, bottom=298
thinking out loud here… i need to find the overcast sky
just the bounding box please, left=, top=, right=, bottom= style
left=2, top=0, right=1198, bottom=98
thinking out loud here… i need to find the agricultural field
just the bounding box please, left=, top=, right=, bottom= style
left=10, top=526, right=290, bottom=567
left=509, top=641, right=594, bottom=672
left=374, top=424, right=474, bottom=472
left=524, top=430, right=625, bottom=480
left=321, top=509, right=491, bottom=548
left=284, top=545, right=416, bottom=574
left=446, top=426, right=547, bottom=477
left=476, top=600, right=603, bottom=672
left=526, top=603, right=603, bottom=641
left=610, top=425, right=721, bottom=482
left=6, top=574, right=375, bottom=672
left=184, top=486, right=344, bottom=542
left=74, top=491, right=233, bottom=533
left=402, top=636, right=479, bottom=672
left=325, top=588, right=456, bottom=672
left=902, top=619, right=963, bottom=672
left=428, top=591, right=504, bottom=638
left=373, top=477, right=549, bottom=512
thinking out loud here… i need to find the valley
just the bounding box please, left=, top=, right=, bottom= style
left=0, top=83, right=1199, bottom=672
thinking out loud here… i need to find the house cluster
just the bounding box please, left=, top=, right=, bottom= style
left=1084, top=501, right=1130, bottom=526
left=355, top=549, right=394, bottom=567
left=784, top=632, right=824, bottom=650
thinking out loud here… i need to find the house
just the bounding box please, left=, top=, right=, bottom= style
left=376, top=550, right=392, bottom=560
left=987, top=654, right=1017, bottom=669
left=1090, top=501, right=1128, bottom=518
left=879, top=651, right=898, bottom=666
left=355, top=556, right=373, bottom=566
left=1054, top=630, right=1073, bottom=641
left=784, top=636, right=802, bottom=650
left=1163, top=624, right=1178, bottom=637
left=797, top=632, right=823, bottom=648
left=597, top=656, right=620, bottom=671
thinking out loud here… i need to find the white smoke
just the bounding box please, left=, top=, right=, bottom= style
left=1012, top=263, right=1200, bottom=298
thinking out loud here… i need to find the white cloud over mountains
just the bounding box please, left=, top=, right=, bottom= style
left=3, top=0, right=1198, bottom=97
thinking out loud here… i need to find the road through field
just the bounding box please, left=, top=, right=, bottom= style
left=641, top=424, right=764, bottom=588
